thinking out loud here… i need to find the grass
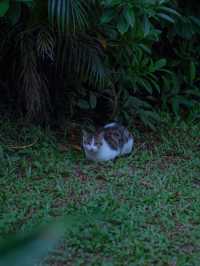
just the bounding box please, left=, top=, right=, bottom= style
left=0, top=118, right=200, bottom=265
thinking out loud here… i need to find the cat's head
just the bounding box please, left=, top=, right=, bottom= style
left=82, top=130, right=103, bottom=153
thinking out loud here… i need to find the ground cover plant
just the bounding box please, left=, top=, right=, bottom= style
left=0, top=117, right=199, bottom=265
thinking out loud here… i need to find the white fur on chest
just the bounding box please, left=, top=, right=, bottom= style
left=84, top=138, right=134, bottom=161
left=85, top=139, right=120, bottom=161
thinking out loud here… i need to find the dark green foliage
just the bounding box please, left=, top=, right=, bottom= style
left=0, top=0, right=199, bottom=127
left=0, top=0, right=107, bottom=123
left=96, top=0, right=200, bottom=126
left=48, top=0, right=91, bottom=33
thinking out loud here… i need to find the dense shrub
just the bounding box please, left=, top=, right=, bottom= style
left=0, top=0, right=199, bottom=128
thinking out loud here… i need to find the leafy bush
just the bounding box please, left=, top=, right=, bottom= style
left=97, top=0, right=200, bottom=126
left=0, top=0, right=199, bottom=128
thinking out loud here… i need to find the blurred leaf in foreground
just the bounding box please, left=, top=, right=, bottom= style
left=0, top=211, right=102, bottom=266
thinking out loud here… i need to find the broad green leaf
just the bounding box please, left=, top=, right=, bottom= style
left=157, top=13, right=175, bottom=23
left=123, top=7, right=135, bottom=28
left=190, top=16, right=200, bottom=28
left=157, top=6, right=181, bottom=18
left=78, top=99, right=90, bottom=109
left=148, top=78, right=160, bottom=93
left=154, top=58, right=166, bottom=70
left=136, top=77, right=153, bottom=94
left=143, top=15, right=151, bottom=37
left=105, top=27, right=118, bottom=39
left=100, top=9, right=115, bottom=24
left=117, top=15, right=129, bottom=34
left=0, top=0, right=10, bottom=17
left=139, top=44, right=151, bottom=54
left=159, top=0, right=167, bottom=4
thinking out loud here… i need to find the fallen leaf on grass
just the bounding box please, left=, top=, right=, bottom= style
left=57, top=144, right=68, bottom=152
left=71, top=144, right=82, bottom=151
left=95, top=175, right=107, bottom=181
left=140, top=178, right=153, bottom=188
left=58, top=143, right=81, bottom=152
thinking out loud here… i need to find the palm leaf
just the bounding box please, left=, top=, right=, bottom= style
left=36, top=27, right=55, bottom=61
left=17, top=31, right=50, bottom=118
left=56, top=34, right=107, bottom=87
left=48, top=0, right=91, bottom=33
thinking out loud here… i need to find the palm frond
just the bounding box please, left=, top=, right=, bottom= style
left=36, top=27, right=55, bottom=61
left=18, top=32, right=50, bottom=118
left=48, top=0, right=91, bottom=33
left=56, top=34, right=108, bottom=88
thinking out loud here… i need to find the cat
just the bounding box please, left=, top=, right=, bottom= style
left=82, top=122, right=134, bottom=161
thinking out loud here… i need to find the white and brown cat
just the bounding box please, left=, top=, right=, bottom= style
left=82, top=122, right=134, bottom=161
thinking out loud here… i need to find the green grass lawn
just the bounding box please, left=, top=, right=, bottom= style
left=0, top=119, right=200, bottom=265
